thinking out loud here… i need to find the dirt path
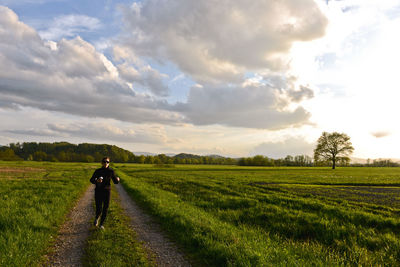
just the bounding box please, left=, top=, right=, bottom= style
left=115, top=184, right=191, bottom=267
left=45, top=186, right=93, bottom=266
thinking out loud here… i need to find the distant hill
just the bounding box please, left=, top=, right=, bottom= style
left=0, top=142, right=237, bottom=164
left=173, top=153, right=202, bottom=159
left=172, top=153, right=226, bottom=159
left=207, top=154, right=225, bottom=159
left=134, top=152, right=176, bottom=157
left=2, top=142, right=135, bottom=162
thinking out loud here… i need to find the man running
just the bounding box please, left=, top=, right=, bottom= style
left=90, top=157, right=120, bottom=229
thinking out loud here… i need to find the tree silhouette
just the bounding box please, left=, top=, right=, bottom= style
left=314, top=132, right=354, bottom=169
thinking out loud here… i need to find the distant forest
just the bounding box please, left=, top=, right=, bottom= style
left=0, top=142, right=398, bottom=167
left=0, top=142, right=237, bottom=165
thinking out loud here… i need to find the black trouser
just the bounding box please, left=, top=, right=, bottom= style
left=95, top=189, right=111, bottom=225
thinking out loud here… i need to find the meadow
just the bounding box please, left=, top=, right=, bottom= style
left=0, top=161, right=150, bottom=267
left=0, top=161, right=91, bottom=266
left=2, top=161, right=400, bottom=266
left=117, top=164, right=400, bottom=266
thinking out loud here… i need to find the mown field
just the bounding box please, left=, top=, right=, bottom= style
left=117, top=164, right=400, bottom=266
left=2, top=161, right=400, bottom=266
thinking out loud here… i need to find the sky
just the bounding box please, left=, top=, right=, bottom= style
left=1, top=0, right=400, bottom=159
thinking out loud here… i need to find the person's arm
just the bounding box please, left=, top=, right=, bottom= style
left=111, top=169, right=120, bottom=184
left=90, top=170, right=99, bottom=184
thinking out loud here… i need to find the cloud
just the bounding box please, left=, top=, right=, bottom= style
left=47, top=123, right=167, bottom=144
left=371, top=131, right=390, bottom=138
left=116, top=0, right=325, bottom=129
left=116, top=63, right=169, bottom=96
left=121, top=0, right=328, bottom=83
left=38, top=14, right=102, bottom=41
left=113, top=45, right=170, bottom=96
left=251, top=137, right=315, bottom=158
left=288, top=85, right=314, bottom=102
left=0, top=5, right=320, bottom=130
left=0, top=6, right=180, bottom=124
left=6, top=122, right=168, bottom=144
left=174, top=76, right=313, bottom=129
left=6, top=128, right=61, bottom=137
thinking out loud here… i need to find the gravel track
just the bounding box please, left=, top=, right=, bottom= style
left=115, top=184, right=191, bottom=267
left=45, top=186, right=93, bottom=266
left=44, top=183, right=191, bottom=266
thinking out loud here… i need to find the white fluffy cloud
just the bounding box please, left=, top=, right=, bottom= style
left=0, top=4, right=326, bottom=130
left=0, top=6, right=179, bottom=124
left=119, top=0, right=326, bottom=128
left=122, top=0, right=328, bottom=83
left=114, top=45, right=170, bottom=96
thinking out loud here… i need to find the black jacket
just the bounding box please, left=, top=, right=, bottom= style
left=90, top=167, right=119, bottom=190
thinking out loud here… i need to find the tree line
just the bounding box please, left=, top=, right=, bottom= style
left=1, top=135, right=398, bottom=167
left=0, top=142, right=237, bottom=165
left=351, top=159, right=400, bottom=167
left=238, top=155, right=313, bottom=167
left=0, top=141, right=317, bottom=166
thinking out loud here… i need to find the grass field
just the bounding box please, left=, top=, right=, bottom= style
left=0, top=161, right=91, bottom=266
left=2, top=161, right=400, bottom=266
left=117, top=164, right=400, bottom=266
left=0, top=161, right=151, bottom=267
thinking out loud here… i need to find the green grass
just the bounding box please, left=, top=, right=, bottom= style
left=0, top=161, right=93, bottom=266
left=116, top=164, right=400, bottom=266
left=0, top=161, right=153, bottom=267
left=3, top=161, right=400, bottom=266
left=83, top=185, right=152, bottom=267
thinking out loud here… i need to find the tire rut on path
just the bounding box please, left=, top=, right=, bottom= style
left=115, top=184, right=191, bottom=267
left=45, top=186, right=93, bottom=266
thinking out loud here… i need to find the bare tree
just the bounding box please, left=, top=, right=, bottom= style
left=314, top=132, right=354, bottom=169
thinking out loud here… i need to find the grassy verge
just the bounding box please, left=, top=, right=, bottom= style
left=83, top=185, right=152, bottom=267
left=0, top=161, right=92, bottom=267
left=117, top=165, right=400, bottom=266
left=118, top=173, right=342, bottom=266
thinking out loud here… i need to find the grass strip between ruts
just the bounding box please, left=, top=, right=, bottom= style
left=83, top=184, right=153, bottom=267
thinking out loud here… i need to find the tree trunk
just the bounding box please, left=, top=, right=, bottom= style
left=332, top=156, right=336, bottom=169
